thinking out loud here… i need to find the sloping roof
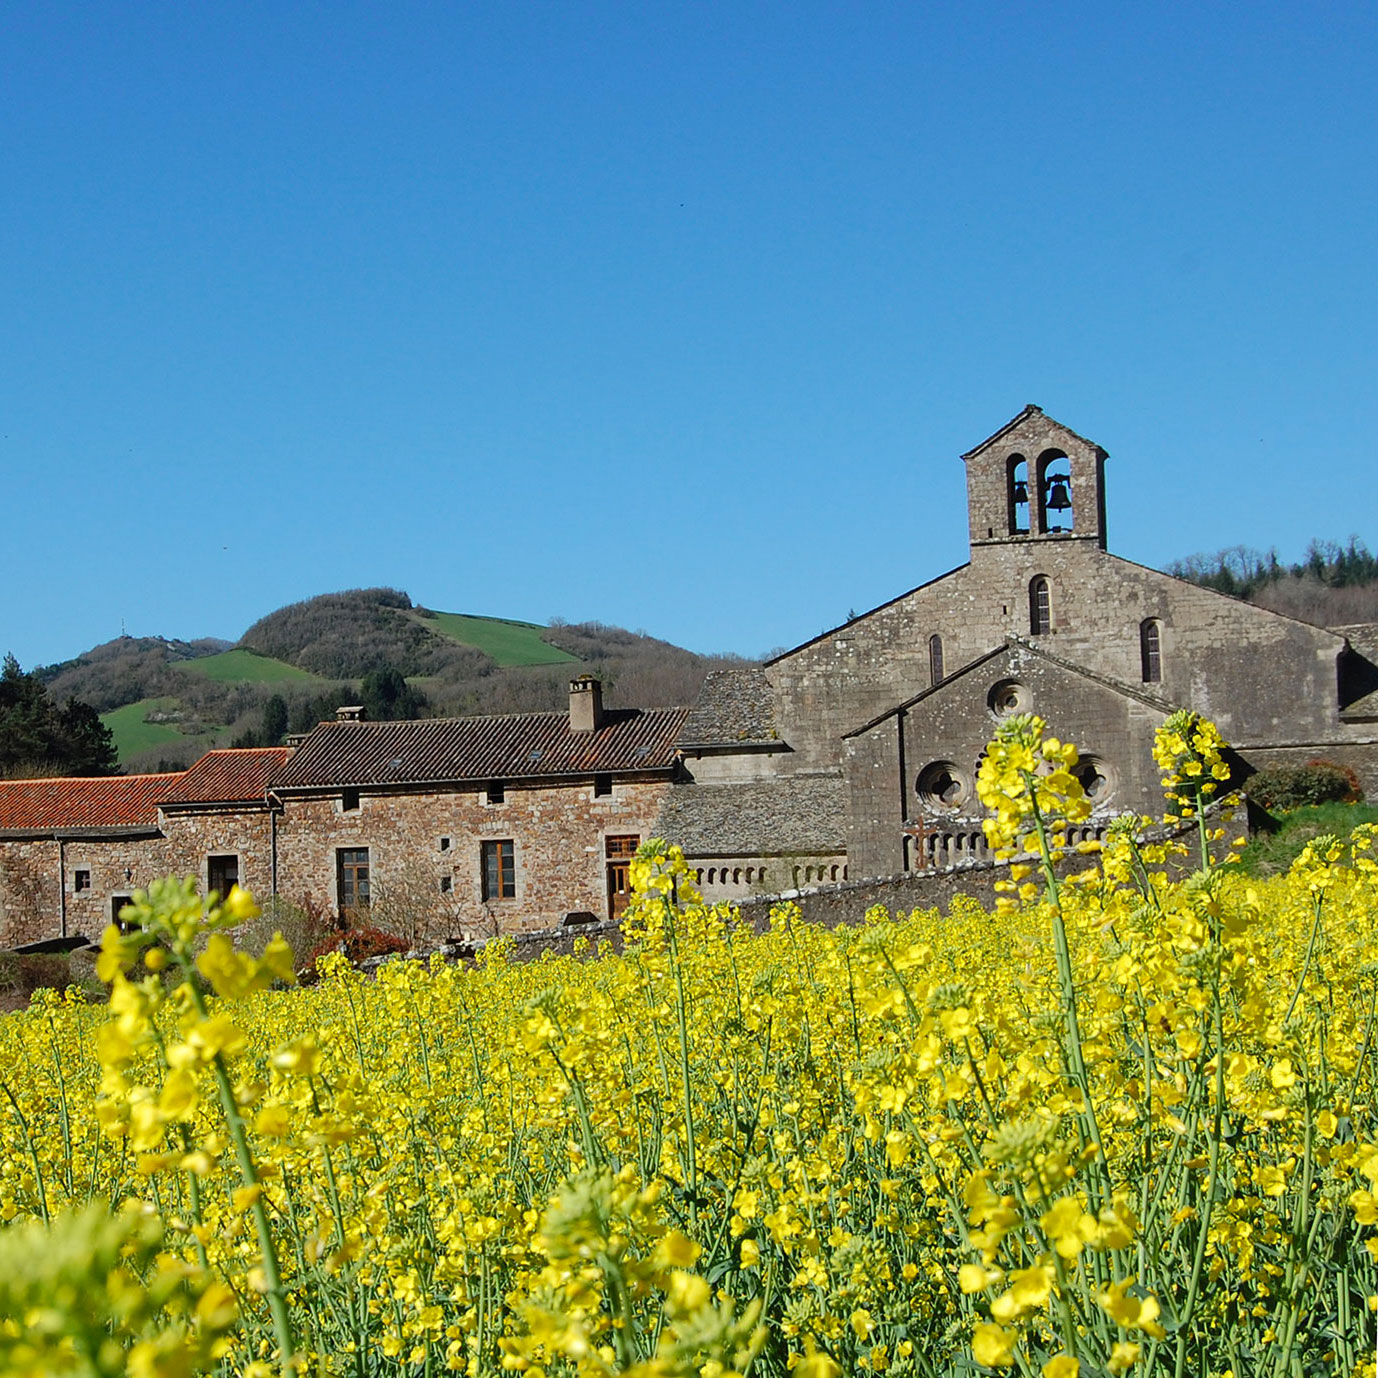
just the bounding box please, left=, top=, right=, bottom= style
left=272, top=707, right=690, bottom=791
left=1337, top=623, right=1378, bottom=658
left=678, top=668, right=779, bottom=747
left=160, top=748, right=294, bottom=806
left=959, top=404, right=1107, bottom=461
left=0, top=773, right=179, bottom=834
left=655, top=773, right=846, bottom=856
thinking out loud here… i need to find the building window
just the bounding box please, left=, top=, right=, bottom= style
left=481, top=840, right=515, bottom=900
left=487, top=780, right=505, bottom=805
left=439, top=875, right=452, bottom=893
left=593, top=773, right=613, bottom=798
left=1140, top=618, right=1162, bottom=683
left=1030, top=577, right=1051, bottom=635
left=606, top=835, right=639, bottom=920
left=208, top=854, right=239, bottom=897
left=73, top=869, right=91, bottom=892
left=439, top=836, right=451, bottom=852
left=337, top=847, right=370, bottom=912
left=928, top=634, right=944, bottom=686
left=341, top=788, right=360, bottom=812
left=112, top=896, right=133, bottom=930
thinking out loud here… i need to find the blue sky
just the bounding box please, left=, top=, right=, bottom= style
left=3, top=2, right=1375, bottom=669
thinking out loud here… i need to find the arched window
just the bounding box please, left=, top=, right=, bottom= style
left=1140, top=619, right=1162, bottom=683
left=1030, top=576, right=1051, bottom=635
left=1007, top=454, right=1029, bottom=534
left=929, top=633, right=944, bottom=686
left=1037, top=451, right=1074, bottom=534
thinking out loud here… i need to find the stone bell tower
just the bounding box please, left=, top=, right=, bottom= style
left=961, top=405, right=1108, bottom=552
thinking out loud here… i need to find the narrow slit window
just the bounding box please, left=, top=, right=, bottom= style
left=1030, top=576, right=1051, bottom=635
left=928, top=633, right=944, bottom=686
left=1140, top=619, right=1162, bottom=683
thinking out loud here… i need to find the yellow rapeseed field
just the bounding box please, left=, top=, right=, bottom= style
left=0, top=712, right=1374, bottom=1377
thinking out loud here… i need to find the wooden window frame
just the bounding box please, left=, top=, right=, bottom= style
left=337, top=846, right=371, bottom=911
left=207, top=854, right=240, bottom=898
left=481, top=840, right=516, bottom=901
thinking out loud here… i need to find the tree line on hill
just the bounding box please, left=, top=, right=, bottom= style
left=1168, top=537, right=1378, bottom=627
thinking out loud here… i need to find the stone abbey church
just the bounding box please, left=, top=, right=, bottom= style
left=2, top=407, right=1376, bottom=945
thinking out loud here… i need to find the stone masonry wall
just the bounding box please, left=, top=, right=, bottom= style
left=0, top=807, right=278, bottom=946
left=273, top=776, right=674, bottom=940
left=771, top=542, right=1354, bottom=771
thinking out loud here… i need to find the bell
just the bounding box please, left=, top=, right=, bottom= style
left=1045, top=475, right=1072, bottom=511
left=1011, top=479, right=1028, bottom=505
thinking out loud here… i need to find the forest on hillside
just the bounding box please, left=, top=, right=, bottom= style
left=1168, top=536, right=1378, bottom=626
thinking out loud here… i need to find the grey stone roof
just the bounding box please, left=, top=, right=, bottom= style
left=655, top=773, right=845, bottom=856
left=678, top=668, right=778, bottom=746
left=1337, top=623, right=1378, bottom=658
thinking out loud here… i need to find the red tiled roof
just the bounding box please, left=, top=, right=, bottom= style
left=159, top=748, right=293, bottom=806
left=0, top=773, right=180, bottom=833
left=273, top=708, right=689, bottom=791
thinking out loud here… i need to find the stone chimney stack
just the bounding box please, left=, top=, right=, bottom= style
left=336, top=705, right=367, bottom=723
left=569, top=676, right=603, bottom=733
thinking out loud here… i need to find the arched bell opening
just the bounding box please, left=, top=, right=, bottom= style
left=1007, top=454, right=1030, bottom=534
left=1037, top=451, right=1074, bottom=534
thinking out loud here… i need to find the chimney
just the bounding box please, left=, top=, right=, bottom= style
left=569, top=676, right=603, bottom=733
left=336, top=705, right=367, bottom=723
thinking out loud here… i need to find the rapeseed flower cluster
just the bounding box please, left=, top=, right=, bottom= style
left=0, top=717, right=1374, bottom=1377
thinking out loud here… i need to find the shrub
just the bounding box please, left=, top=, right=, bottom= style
left=305, top=922, right=408, bottom=969
left=1245, top=758, right=1363, bottom=811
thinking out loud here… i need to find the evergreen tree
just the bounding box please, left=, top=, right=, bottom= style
left=0, top=654, right=119, bottom=777
left=261, top=695, right=289, bottom=746
left=360, top=667, right=422, bottom=722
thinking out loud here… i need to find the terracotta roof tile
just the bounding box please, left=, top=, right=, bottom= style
left=0, top=773, right=179, bottom=833
left=273, top=708, right=689, bottom=791
left=160, top=748, right=294, bottom=806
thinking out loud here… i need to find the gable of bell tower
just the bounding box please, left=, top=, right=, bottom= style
left=961, top=405, right=1108, bottom=552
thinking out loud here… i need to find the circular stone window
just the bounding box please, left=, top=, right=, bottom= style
left=1071, top=755, right=1116, bottom=806
left=916, top=760, right=971, bottom=811
left=987, top=679, right=1031, bottom=719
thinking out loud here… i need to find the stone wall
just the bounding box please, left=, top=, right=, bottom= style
left=770, top=542, right=1355, bottom=773
left=273, top=775, right=674, bottom=939
left=0, top=807, right=279, bottom=946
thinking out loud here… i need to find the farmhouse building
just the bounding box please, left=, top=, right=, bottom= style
left=0, top=679, right=684, bottom=946
left=2, top=407, right=1376, bottom=947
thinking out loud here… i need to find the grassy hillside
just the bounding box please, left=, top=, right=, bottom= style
left=100, top=698, right=201, bottom=761
left=178, top=649, right=323, bottom=684
left=418, top=611, right=579, bottom=667
left=42, top=589, right=750, bottom=774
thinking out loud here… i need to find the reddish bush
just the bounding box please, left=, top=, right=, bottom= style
left=305, top=923, right=408, bottom=970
